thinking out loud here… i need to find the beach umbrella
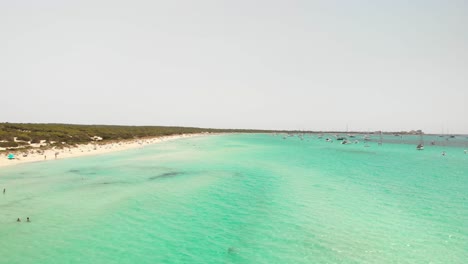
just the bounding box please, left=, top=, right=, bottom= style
left=7, top=153, right=15, bottom=160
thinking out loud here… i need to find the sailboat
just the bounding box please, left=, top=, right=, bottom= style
left=363, top=132, right=370, bottom=147
left=416, top=133, right=424, bottom=150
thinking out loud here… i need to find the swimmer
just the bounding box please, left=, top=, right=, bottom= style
left=17, top=218, right=21, bottom=222
left=27, top=217, right=30, bottom=222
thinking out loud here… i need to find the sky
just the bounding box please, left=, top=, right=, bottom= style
left=1, top=0, right=467, bottom=133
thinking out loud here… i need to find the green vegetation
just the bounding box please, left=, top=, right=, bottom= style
left=0, top=141, right=19, bottom=148
left=0, top=123, right=279, bottom=152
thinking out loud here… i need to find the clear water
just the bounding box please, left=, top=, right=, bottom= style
left=0, top=134, right=467, bottom=263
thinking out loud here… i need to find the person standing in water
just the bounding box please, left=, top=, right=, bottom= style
left=3, top=188, right=5, bottom=194
left=17, top=218, right=21, bottom=222
left=27, top=217, right=30, bottom=222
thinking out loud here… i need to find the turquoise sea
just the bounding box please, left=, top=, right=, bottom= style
left=0, top=134, right=467, bottom=263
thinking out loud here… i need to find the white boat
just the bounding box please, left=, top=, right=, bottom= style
left=417, top=133, right=424, bottom=150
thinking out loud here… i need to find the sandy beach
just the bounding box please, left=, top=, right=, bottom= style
left=0, top=133, right=205, bottom=168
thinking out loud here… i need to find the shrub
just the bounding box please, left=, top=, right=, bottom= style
left=16, top=135, right=31, bottom=142
left=0, top=142, right=19, bottom=148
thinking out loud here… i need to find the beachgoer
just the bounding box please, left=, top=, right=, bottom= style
left=27, top=217, right=30, bottom=222
left=3, top=188, right=5, bottom=194
left=17, top=218, right=21, bottom=222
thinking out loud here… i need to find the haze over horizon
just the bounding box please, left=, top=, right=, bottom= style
left=1, top=0, right=467, bottom=133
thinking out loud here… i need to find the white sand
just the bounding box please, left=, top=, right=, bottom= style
left=0, top=133, right=205, bottom=168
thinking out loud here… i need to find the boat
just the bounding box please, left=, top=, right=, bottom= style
left=417, top=133, right=424, bottom=150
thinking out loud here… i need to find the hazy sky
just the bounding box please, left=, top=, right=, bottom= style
left=1, top=0, right=467, bottom=133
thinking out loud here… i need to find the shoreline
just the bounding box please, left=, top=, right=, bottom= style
left=0, top=133, right=208, bottom=168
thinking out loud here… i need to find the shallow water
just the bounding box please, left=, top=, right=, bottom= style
left=0, top=134, right=467, bottom=263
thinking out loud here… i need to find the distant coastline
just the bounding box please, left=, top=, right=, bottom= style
left=3, top=123, right=456, bottom=152
left=0, top=123, right=276, bottom=154
left=2, top=122, right=466, bottom=168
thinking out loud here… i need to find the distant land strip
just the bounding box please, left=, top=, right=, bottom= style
left=0, top=122, right=442, bottom=152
